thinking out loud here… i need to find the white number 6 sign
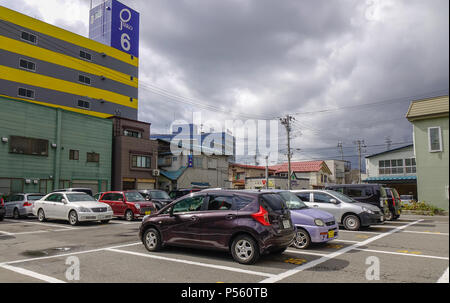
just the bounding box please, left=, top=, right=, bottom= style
left=121, top=33, right=131, bottom=51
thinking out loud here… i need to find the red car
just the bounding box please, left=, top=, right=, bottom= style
left=99, top=191, right=157, bottom=221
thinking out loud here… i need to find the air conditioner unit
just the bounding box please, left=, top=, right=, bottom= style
left=152, top=169, right=160, bottom=177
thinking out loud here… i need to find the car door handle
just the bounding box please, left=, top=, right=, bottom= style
left=313, top=205, right=319, bottom=208
left=190, top=216, right=199, bottom=221
left=225, top=214, right=236, bottom=220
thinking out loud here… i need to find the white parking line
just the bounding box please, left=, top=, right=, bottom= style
left=0, top=230, right=15, bottom=236
left=106, top=248, right=276, bottom=278
left=352, top=248, right=449, bottom=260
left=0, top=264, right=65, bottom=283
left=285, top=249, right=328, bottom=257
left=6, top=220, right=77, bottom=230
left=437, top=267, right=449, bottom=283
left=402, top=230, right=449, bottom=236
left=0, top=242, right=142, bottom=266
left=259, top=219, right=424, bottom=283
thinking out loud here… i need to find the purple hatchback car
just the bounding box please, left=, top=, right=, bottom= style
left=275, top=191, right=339, bottom=249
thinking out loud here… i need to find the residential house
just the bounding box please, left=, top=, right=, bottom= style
left=228, top=163, right=275, bottom=189
left=324, top=160, right=352, bottom=184
left=155, top=139, right=231, bottom=191
left=363, top=144, right=417, bottom=199
left=109, top=116, right=159, bottom=191
left=270, top=161, right=332, bottom=189
left=406, top=95, right=449, bottom=210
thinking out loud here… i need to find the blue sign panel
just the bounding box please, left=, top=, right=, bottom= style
left=110, top=0, right=140, bottom=57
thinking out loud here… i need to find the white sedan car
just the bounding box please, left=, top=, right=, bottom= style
left=33, top=192, right=113, bottom=225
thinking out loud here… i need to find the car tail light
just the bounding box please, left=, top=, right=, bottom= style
left=251, top=206, right=271, bottom=226
left=23, top=201, right=32, bottom=207
left=0, top=198, right=4, bottom=207
left=391, top=195, right=396, bottom=207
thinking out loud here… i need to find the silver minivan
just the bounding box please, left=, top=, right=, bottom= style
left=291, top=190, right=385, bottom=231
left=4, top=193, right=45, bottom=218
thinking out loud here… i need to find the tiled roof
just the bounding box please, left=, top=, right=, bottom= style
left=230, top=163, right=276, bottom=171
left=269, top=161, right=327, bottom=173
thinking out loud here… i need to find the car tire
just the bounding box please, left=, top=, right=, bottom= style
left=69, top=210, right=79, bottom=226
left=124, top=210, right=134, bottom=221
left=101, top=220, right=110, bottom=224
left=292, top=228, right=311, bottom=249
left=143, top=228, right=162, bottom=252
left=37, top=209, right=46, bottom=222
left=231, top=235, right=260, bottom=265
left=385, top=210, right=395, bottom=221
left=343, top=214, right=361, bottom=231
left=13, top=208, right=21, bottom=219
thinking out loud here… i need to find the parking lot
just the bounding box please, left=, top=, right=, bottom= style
left=0, top=215, right=448, bottom=283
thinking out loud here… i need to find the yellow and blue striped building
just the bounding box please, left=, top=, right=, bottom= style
left=0, top=5, right=138, bottom=119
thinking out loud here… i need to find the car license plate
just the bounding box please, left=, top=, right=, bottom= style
left=282, top=220, right=290, bottom=229
left=145, top=211, right=151, bottom=215
left=328, top=230, right=335, bottom=238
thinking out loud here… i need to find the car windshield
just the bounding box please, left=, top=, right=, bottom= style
left=28, top=195, right=44, bottom=201
left=150, top=191, right=170, bottom=199
left=327, top=190, right=357, bottom=203
left=66, top=193, right=96, bottom=202
left=125, top=192, right=145, bottom=202
left=278, top=192, right=308, bottom=210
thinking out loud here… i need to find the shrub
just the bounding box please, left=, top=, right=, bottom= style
left=402, top=201, right=445, bottom=215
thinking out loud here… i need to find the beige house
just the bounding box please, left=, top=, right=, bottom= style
left=270, top=161, right=332, bottom=189
left=228, top=164, right=275, bottom=189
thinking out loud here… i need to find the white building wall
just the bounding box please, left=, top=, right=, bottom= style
left=365, top=146, right=415, bottom=178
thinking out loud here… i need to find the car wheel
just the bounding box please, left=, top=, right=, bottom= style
left=38, top=209, right=46, bottom=222
left=101, top=220, right=110, bottom=224
left=385, top=210, right=395, bottom=221
left=69, top=210, right=79, bottom=226
left=231, top=235, right=260, bottom=265
left=143, top=228, right=162, bottom=252
left=343, top=214, right=361, bottom=231
left=124, top=210, right=134, bottom=221
left=293, top=228, right=311, bottom=249
left=13, top=208, right=20, bottom=219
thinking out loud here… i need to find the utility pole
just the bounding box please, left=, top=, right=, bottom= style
left=385, top=136, right=392, bottom=151
left=353, top=139, right=366, bottom=184
left=265, top=155, right=269, bottom=189
left=280, top=115, right=294, bottom=190
left=337, top=141, right=344, bottom=160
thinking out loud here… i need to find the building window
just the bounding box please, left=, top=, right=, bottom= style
left=123, top=129, right=142, bottom=138
left=79, top=50, right=92, bottom=61
left=77, top=100, right=90, bottom=110
left=86, top=152, right=100, bottom=163
left=379, top=159, right=404, bottom=175
left=78, top=74, right=91, bottom=85
left=69, top=150, right=79, bottom=160
left=132, top=155, right=151, bottom=168
left=19, top=59, right=36, bottom=71
left=428, top=127, right=442, bottom=152
left=236, top=172, right=245, bottom=180
left=18, top=87, right=35, bottom=99
left=21, top=31, right=37, bottom=44
left=193, top=156, right=203, bottom=168
left=9, top=136, right=48, bottom=156
left=405, top=158, right=416, bottom=174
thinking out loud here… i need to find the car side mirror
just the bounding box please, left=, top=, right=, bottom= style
left=330, top=199, right=339, bottom=204
left=61, top=198, right=68, bottom=204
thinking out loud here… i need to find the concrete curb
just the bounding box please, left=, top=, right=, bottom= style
left=401, top=210, right=448, bottom=216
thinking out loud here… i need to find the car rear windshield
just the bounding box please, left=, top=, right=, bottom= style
left=150, top=191, right=170, bottom=199
left=277, top=192, right=308, bottom=210
left=125, top=192, right=145, bottom=202
left=260, top=193, right=287, bottom=211
left=27, top=195, right=44, bottom=201
left=66, top=194, right=96, bottom=202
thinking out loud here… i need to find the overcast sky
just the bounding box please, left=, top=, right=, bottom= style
left=2, top=0, right=449, bottom=167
